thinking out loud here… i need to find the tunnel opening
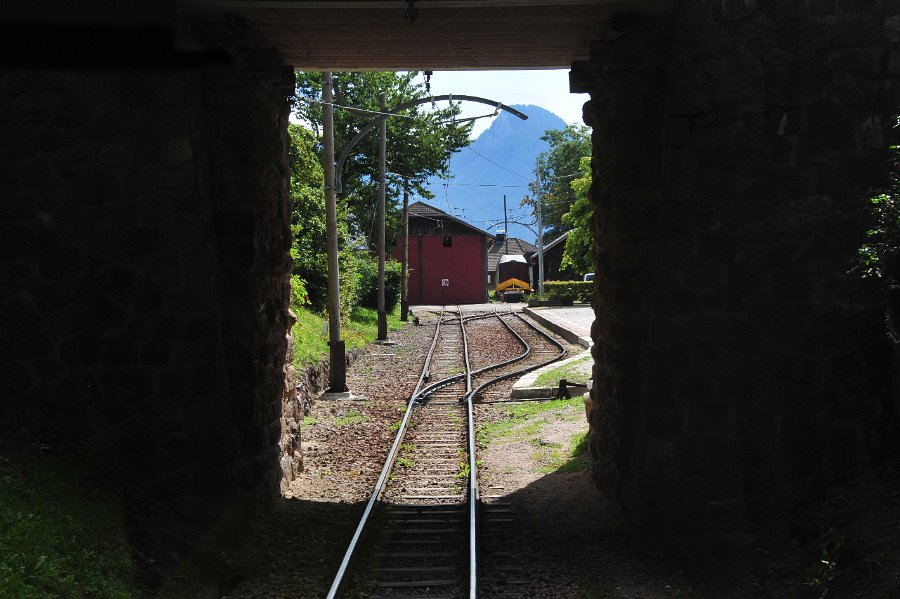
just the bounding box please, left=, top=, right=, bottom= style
left=3, top=1, right=900, bottom=595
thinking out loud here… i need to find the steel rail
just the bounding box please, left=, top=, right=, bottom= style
left=467, top=310, right=531, bottom=377
left=325, top=309, right=445, bottom=599
left=457, top=308, right=565, bottom=598
left=456, top=307, right=478, bottom=599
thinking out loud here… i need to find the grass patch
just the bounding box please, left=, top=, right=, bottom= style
left=333, top=410, right=368, bottom=427
left=535, top=430, right=589, bottom=474
left=477, top=397, right=582, bottom=447
left=342, top=306, right=404, bottom=352
left=533, top=355, right=592, bottom=387
left=292, top=305, right=404, bottom=370
left=0, top=454, right=140, bottom=598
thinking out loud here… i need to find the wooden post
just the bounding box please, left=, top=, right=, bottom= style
left=323, top=71, right=347, bottom=392
left=400, top=177, right=410, bottom=321
left=377, top=92, right=388, bottom=340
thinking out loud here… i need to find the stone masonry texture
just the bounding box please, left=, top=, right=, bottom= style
left=573, top=0, right=899, bottom=550
left=0, top=15, right=295, bottom=557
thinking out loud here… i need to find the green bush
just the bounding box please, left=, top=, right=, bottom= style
left=291, top=304, right=404, bottom=370
left=543, top=280, right=592, bottom=302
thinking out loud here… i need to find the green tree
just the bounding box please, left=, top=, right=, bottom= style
left=288, top=123, right=327, bottom=309
left=289, top=122, right=368, bottom=315
left=560, top=156, right=593, bottom=275
left=294, top=71, right=472, bottom=245
left=522, top=124, right=591, bottom=242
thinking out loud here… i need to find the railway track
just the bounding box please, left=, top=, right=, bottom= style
left=326, top=308, right=567, bottom=599
left=470, top=312, right=567, bottom=404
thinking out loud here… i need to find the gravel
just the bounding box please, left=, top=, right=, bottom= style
left=207, top=311, right=680, bottom=599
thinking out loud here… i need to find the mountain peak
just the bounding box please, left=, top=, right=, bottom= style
left=425, top=105, right=566, bottom=242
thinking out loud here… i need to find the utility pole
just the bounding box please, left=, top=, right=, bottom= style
left=536, top=173, right=545, bottom=294
left=323, top=71, right=348, bottom=393
left=400, top=177, right=410, bottom=322
left=503, top=194, right=510, bottom=255
left=376, top=92, right=388, bottom=341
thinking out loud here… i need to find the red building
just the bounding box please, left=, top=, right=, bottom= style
left=394, top=202, right=493, bottom=305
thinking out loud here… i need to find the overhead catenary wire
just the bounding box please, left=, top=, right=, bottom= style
left=295, top=95, right=496, bottom=128
left=462, top=146, right=531, bottom=180
left=441, top=182, right=528, bottom=188
left=295, top=95, right=422, bottom=119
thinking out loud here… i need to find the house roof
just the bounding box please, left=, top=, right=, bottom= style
left=408, top=201, right=494, bottom=238
left=543, top=230, right=571, bottom=252
left=487, top=236, right=537, bottom=273
left=527, top=231, right=572, bottom=263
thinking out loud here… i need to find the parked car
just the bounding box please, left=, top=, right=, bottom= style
left=583, top=272, right=594, bottom=282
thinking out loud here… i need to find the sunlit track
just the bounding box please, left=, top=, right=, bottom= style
left=461, top=310, right=569, bottom=599
left=328, top=308, right=477, bottom=599
left=326, top=307, right=569, bottom=599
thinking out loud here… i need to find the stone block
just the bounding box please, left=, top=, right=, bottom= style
left=715, top=0, right=758, bottom=21
left=0, top=123, right=38, bottom=161
left=677, top=375, right=715, bottom=403
left=642, top=437, right=677, bottom=479
left=862, top=115, right=886, bottom=148
left=808, top=0, right=836, bottom=15
left=97, top=141, right=133, bottom=168
left=767, top=0, right=809, bottom=20
left=690, top=124, right=735, bottom=150
left=714, top=73, right=761, bottom=105
left=69, top=172, right=122, bottom=206
left=84, top=292, right=127, bottom=327
left=167, top=136, right=193, bottom=163
left=837, top=0, right=869, bottom=13
left=885, top=15, right=900, bottom=42
left=161, top=164, right=196, bottom=190
left=0, top=356, right=35, bottom=394
left=17, top=156, right=56, bottom=188
left=100, top=332, right=136, bottom=365
left=765, top=66, right=796, bottom=106
left=140, top=338, right=171, bottom=365
left=685, top=401, right=733, bottom=436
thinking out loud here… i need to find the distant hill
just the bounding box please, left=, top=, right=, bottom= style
left=423, top=104, right=566, bottom=244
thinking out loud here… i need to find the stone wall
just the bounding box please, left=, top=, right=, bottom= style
left=573, top=1, right=898, bottom=549
left=0, top=15, right=295, bottom=557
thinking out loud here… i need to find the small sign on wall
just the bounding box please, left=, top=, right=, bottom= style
left=441, top=279, right=449, bottom=287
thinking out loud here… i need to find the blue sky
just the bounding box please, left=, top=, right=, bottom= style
left=409, top=70, right=588, bottom=138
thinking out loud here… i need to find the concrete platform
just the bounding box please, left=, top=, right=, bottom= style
left=522, top=305, right=593, bottom=348
left=511, top=348, right=592, bottom=399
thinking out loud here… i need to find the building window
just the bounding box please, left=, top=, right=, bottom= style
left=443, top=235, right=452, bottom=247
